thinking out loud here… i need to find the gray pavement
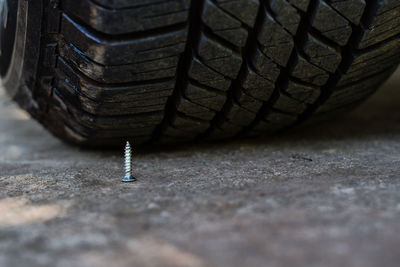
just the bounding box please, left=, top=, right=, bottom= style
left=1, top=69, right=400, bottom=267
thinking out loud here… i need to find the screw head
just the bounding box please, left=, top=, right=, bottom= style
left=122, top=176, right=136, bottom=182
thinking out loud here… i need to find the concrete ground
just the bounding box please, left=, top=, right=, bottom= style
left=1, top=68, right=400, bottom=267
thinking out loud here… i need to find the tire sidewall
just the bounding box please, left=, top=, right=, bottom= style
left=1, top=0, right=41, bottom=106
left=0, top=0, right=17, bottom=76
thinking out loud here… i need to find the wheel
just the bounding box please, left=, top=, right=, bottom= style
left=2, top=0, right=400, bottom=147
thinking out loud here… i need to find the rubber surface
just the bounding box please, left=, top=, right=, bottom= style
left=0, top=0, right=18, bottom=76
left=4, top=0, right=400, bottom=147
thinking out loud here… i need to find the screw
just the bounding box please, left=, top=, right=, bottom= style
left=122, top=141, right=136, bottom=182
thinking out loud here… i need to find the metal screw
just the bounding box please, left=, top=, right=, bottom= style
left=122, top=141, right=136, bottom=182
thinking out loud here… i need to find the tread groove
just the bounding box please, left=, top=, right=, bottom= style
left=151, top=0, right=205, bottom=143
left=197, top=1, right=263, bottom=140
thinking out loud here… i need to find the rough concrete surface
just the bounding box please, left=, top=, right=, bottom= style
left=1, top=68, right=400, bottom=267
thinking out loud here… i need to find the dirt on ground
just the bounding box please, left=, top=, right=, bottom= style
left=0, top=69, right=400, bottom=267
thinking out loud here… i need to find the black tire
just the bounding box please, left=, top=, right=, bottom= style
left=2, top=0, right=400, bottom=147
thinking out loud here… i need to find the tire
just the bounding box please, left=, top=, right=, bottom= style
left=2, top=0, right=400, bottom=147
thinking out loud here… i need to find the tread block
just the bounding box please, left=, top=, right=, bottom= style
left=303, top=33, right=341, bottom=73
left=176, top=98, right=216, bottom=120
left=83, top=112, right=165, bottom=130
left=197, top=33, right=242, bottom=79
left=185, top=83, right=227, bottom=111
left=171, top=114, right=210, bottom=133
left=52, top=89, right=68, bottom=113
left=43, top=43, right=58, bottom=68
left=270, top=0, right=301, bottom=34
left=242, top=67, right=275, bottom=101
left=63, top=124, right=89, bottom=144
left=216, top=0, right=259, bottom=27
left=257, top=11, right=294, bottom=66
left=312, top=0, right=353, bottom=46
left=188, top=58, right=231, bottom=91
left=52, top=91, right=165, bottom=130
left=59, top=42, right=179, bottom=83
left=39, top=76, right=54, bottom=98
left=250, top=111, right=297, bottom=134
left=225, top=102, right=257, bottom=125
left=287, top=0, right=310, bottom=12
left=330, top=0, right=366, bottom=25
left=62, top=0, right=190, bottom=35
left=57, top=57, right=175, bottom=102
left=62, top=121, right=91, bottom=142
left=202, top=0, right=248, bottom=47
left=61, top=14, right=188, bottom=65
left=58, top=80, right=169, bottom=116
left=91, top=103, right=167, bottom=116
left=290, top=55, right=330, bottom=86
left=251, top=48, right=281, bottom=82
left=285, top=80, right=320, bottom=104
left=272, top=93, right=308, bottom=115
left=235, top=90, right=264, bottom=113
left=358, top=0, right=400, bottom=48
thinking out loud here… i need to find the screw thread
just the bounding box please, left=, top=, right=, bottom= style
left=124, top=141, right=132, bottom=178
